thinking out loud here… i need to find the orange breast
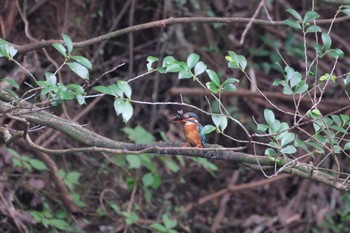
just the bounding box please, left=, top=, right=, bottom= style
left=184, top=123, right=203, bottom=147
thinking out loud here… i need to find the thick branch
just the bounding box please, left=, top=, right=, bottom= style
left=0, top=91, right=349, bottom=191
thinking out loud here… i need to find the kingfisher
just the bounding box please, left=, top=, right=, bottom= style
left=170, top=112, right=205, bottom=148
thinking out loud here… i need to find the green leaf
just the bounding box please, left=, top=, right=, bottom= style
left=327, top=48, right=344, bottom=59
left=306, top=25, right=321, bottom=33
left=126, top=155, right=141, bottom=169
left=67, top=62, right=89, bottom=80
left=151, top=173, right=161, bottom=190
left=286, top=8, right=302, bottom=21
left=321, top=32, right=332, bottom=50
left=178, top=69, right=192, bottom=79
left=201, top=125, right=216, bottom=134
left=187, top=53, right=200, bottom=69
left=284, top=19, right=302, bottom=30
left=194, top=61, right=207, bottom=76
left=146, top=56, right=158, bottom=71
left=162, top=56, right=176, bottom=67
left=114, top=99, right=133, bottom=123
left=166, top=63, right=183, bottom=73
left=331, top=115, right=342, bottom=126
left=223, top=78, right=239, bottom=85
left=280, top=132, right=295, bottom=147
left=222, top=84, right=236, bottom=91
left=28, top=158, right=48, bottom=171
left=76, top=94, right=86, bottom=105
left=1, top=77, right=19, bottom=89
left=265, top=148, right=277, bottom=156
left=142, top=173, right=154, bottom=187
left=264, top=109, right=275, bottom=126
left=212, top=115, right=227, bottom=132
left=164, top=159, right=180, bottom=173
left=344, top=142, right=350, bottom=150
left=71, top=193, right=87, bottom=207
left=314, top=43, right=323, bottom=56
left=123, top=211, right=139, bottom=225
left=45, top=72, right=57, bottom=86
left=343, top=74, right=350, bottom=85
left=237, top=55, right=247, bottom=71
left=50, top=219, right=70, bottom=230
left=117, top=80, right=132, bottom=99
left=206, top=81, right=219, bottom=93
left=303, top=11, right=320, bottom=22
left=257, top=123, right=268, bottom=132
left=62, top=33, right=73, bottom=54
left=340, top=114, right=350, bottom=125
left=52, top=43, right=67, bottom=56
left=93, top=85, right=116, bottom=96
left=122, top=125, right=156, bottom=144
left=206, top=69, right=220, bottom=86
left=162, top=214, right=177, bottom=229
left=71, top=56, right=92, bottom=69
left=65, top=171, right=81, bottom=186
left=150, top=223, right=167, bottom=232
left=280, top=145, right=297, bottom=154
left=294, top=80, right=308, bottom=94
left=341, top=8, right=350, bottom=16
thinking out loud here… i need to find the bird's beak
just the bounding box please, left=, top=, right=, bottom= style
left=169, top=115, right=187, bottom=122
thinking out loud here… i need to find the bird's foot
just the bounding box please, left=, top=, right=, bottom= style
left=182, top=143, right=190, bottom=147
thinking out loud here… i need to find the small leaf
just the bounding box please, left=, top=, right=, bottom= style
left=314, top=43, right=323, bottom=56
left=306, top=25, right=321, bottom=33
left=126, top=155, right=141, bottom=169
left=162, top=214, right=177, bottom=229
left=187, top=53, right=200, bottom=69
left=76, top=94, right=86, bottom=105
left=1, top=78, right=19, bottom=89
left=206, top=69, right=220, bottom=86
left=281, top=132, right=295, bottom=147
left=327, top=48, right=344, bottom=59
left=223, top=78, right=239, bottom=85
left=122, top=101, right=133, bottom=123
left=165, top=63, right=183, bottom=73
left=303, top=11, right=320, bottom=23
left=67, top=62, right=89, bottom=80
left=280, top=145, right=297, bottom=154
left=257, top=124, right=268, bottom=132
left=117, top=80, right=132, bottom=99
left=265, top=148, right=277, bottom=156
left=343, top=74, right=350, bottom=85
left=194, top=61, right=207, bottom=76
left=321, top=32, right=332, bottom=50
left=286, top=8, right=302, bottom=21
left=28, top=159, right=48, bottom=171
left=52, top=43, right=67, bottom=56
left=62, top=33, right=73, bottom=54
left=162, top=56, right=176, bottom=67
left=93, top=85, right=116, bottom=96
left=71, top=56, right=92, bottom=69
left=206, top=81, right=219, bottom=93
left=294, top=80, right=308, bottom=94
left=146, top=56, right=158, bottom=71
left=201, top=125, right=216, bottom=134
left=344, top=142, right=350, bottom=150
left=341, top=8, right=350, bottom=16
left=142, top=173, right=154, bottom=187
left=150, top=223, right=167, bottom=232
left=178, top=69, right=192, bottom=79
left=222, top=84, right=236, bottom=91
left=45, top=72, right=57, bottom=86
left=284, top=19, right=302, bottom=30
left=264, top=109, right=275, bottom=127
left=237, top=55, right=247, bottom=71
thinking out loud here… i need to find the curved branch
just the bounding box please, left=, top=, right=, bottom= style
left=13, top=16, right=350, bottom=54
